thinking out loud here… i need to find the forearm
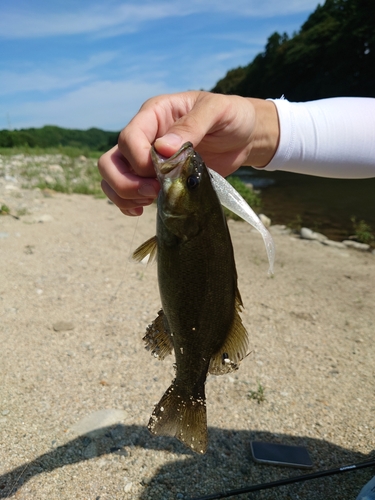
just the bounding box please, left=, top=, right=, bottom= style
left=256, top=97, right=375, bottom=179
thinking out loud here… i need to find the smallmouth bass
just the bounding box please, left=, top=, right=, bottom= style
left=133, top=142, right=249, bottom=454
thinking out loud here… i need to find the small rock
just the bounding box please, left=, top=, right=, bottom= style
left=53, top=321, right=74, bottom=332
left=78, top=155, right=87, bottom=162
left=259, top=213, right=271, bottom=228
left=124, top=482, right=133, bottom=493
left=342, top=240, right=370, bottom=251
left=300, top=227, right=327, bottom=241
left=321, top=239, right=347, bottom=249
left=44, top=175, right=55, bottom=184
left=1, top=410, right=10, bottom=416
left=270, top=224, right=291, bottom=235
left=5, top=184, right=19, bottom=191
left=0, top=232, right=9, bottom=239
left=35, top=214, right=54, bottom=223
left=5, top=174, right=18, bottom=183
left=48, top=164, right=64, bottom=173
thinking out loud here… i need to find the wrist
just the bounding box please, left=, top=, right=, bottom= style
left=244, top=98, right=280, bottom=167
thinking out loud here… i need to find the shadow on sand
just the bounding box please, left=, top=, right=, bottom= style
left=0, top=424, right=373, bottom=499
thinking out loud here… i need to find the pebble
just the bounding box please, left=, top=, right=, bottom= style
left=321, top=239, right=347, bottom=249
left=5, top=184, right=19, bottom=191
left=270, top=224, right=291, bottom=235
left=53, top=321, right=75, bottom=332
left=342, top=240, right=370, bottom=251
left=35, top=214, right=54, bottom=223
left=124, top=482, right=133, bottom=493
left=300, top=227, right=327, bottom=241
left=259, top=213, right=271, bottom=227
left=48, top=164, right=64, bottom=173
left=44, top=175, right=55, bottom=184
left=299, top=227, right=372, bottom=253
left=5, top=174, right=18, bottom=183
left=0, top=232, right=9, bottom=239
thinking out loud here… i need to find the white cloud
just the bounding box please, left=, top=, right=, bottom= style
left=0, top=0, right=321, bottom=39
left=0, top=2, right=178, bottom=39
left=6, top=79, right=181, bottom=130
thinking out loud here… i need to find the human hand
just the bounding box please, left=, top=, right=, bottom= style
left=98, top=91, right=279, bottom=216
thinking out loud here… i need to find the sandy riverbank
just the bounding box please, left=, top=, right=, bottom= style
left=0, top=189, right=374, bottom=499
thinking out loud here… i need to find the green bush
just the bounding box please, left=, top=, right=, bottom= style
left=350, top=217, right=374, bottom=244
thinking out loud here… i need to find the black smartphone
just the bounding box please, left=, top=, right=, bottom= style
left=250, top=441, right=313, bottom=469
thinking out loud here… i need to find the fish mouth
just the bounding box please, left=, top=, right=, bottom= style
left=151, top=142, right=194, bottom=181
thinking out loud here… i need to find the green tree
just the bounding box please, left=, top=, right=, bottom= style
left=212, top=0, right=375, bottom=100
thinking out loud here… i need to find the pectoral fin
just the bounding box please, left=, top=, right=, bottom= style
left=132, top=236, right=157, bottom=263
left=143, top=310, right=173, bottom=360
left=209, top=290, right=249, bottom=375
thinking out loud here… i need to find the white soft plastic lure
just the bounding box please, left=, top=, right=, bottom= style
left=209, top=168, right=275, bottom=275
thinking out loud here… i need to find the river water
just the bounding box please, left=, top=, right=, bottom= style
left=234, top=168, right=375, bottom=242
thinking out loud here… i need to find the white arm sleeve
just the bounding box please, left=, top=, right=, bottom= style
left=259, top=97, right=375, bottom=178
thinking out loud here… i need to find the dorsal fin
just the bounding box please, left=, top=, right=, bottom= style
left=208, top=290, right=249, bottom=375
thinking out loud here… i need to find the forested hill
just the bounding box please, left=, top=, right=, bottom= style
left=0, top=125, right=119, bottom=151
left=212, top=0, right=375, bottom=100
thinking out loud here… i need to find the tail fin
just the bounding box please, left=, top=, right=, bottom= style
left=148, top=380, right=207, bottom=454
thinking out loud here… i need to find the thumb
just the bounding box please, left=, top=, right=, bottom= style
left=154, top=133, right=185, bottom=157
left=154, top=94, right=219, bottom=157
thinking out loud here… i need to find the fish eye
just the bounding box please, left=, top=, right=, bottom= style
left=186, top=174, right=200, bottom=190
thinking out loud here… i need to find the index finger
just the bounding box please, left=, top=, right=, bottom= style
left=117, top=92, right=200, bottom=175
left=98, top=145, right=159, bottom=199
left=118, top=107, right=160, bottom=177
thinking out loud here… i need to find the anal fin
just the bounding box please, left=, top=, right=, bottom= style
left=209, top=290, right=249, bottom=375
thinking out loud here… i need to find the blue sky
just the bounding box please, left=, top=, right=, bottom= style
left=1, top=0, right=321, bottom=131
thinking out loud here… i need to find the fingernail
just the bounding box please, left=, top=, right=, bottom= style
left=138, top=183, right=157, bottom=197
left=133, top=198, right=154, bottom=206
left=155, top=133, right=182, bottom=149
left=126, top=208, right=142, bottom=216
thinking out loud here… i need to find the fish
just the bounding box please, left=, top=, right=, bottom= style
left=133, top=142, right=269, bottom=454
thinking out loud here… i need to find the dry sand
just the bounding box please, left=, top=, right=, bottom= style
left=0, top=188, right=374, bottom=499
